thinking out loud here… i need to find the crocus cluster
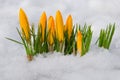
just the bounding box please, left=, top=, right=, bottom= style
left=18, top=8, right=90, bottom=61
left=6, top=8, right=115, bottom=61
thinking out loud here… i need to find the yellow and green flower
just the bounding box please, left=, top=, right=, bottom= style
left=39, top=12, right=47, bottom=42
left=19, top=8, right=31, bottom=43
left=55, top=10, right=64, bottom=43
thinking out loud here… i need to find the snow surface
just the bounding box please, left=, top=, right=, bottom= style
left=0, top=0, right=120, bottom=80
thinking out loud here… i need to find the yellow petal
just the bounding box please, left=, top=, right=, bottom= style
left=39, top=11, right=47, bottom=42
left=19, top=8, right=30, bottom=42
left=55, top=10, right=64, bottom=42
left=48, top=16, right=55, bottom=45
left=65, top=15, right=73, bottom=39
left=77, top=30, right=82, bottom=54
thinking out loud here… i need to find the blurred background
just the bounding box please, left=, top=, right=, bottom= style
left=1, top=1, right=120, bottom=80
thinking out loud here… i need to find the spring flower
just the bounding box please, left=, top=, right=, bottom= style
left=77, top=30, right=82, bottom=54
left=55, top=10, right=64, bottom=42
left=39, top=12, right=47, bottom=42
left=19, top=8, right=31, bottom=42
left=65, top=15, right=73, bottom=39
left=48, top=16, right=55, bottom=45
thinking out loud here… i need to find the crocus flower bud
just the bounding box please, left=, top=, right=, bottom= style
left=65, top=15, right=73, bottom=39
left=19, top=8, right=31, bottom=42
left=55, top=10, right=64, bottom=42
left=39, top=12, right=47, bottom=42
left=77, top=30, right=82, bottom=54
left=48, top=16, right=55, bottom=45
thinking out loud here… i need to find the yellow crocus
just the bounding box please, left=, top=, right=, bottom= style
left=55, top=10, right=64, bottom=42
left=48, top=16, right=55, bottom=45
left=65, top=15, right=73, bottom=39
left=39, top=11, right=47, bottom=42
left=19, top=8, right=30, bottom=42
left=77, top=30, right=82, bottom=54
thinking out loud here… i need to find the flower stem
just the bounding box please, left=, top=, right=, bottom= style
left=27, top=55, right=33, bottom=61
left=60, top=42, right=63, bottom=52
left=49, top=45, right=54, bottom=53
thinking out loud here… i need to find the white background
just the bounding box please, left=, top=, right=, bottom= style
left=0, top=0, right=120, bottom=80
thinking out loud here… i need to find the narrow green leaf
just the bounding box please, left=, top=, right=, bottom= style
left=6, top=37, right=23, bottom=45
left=107, top=23, right=115, bottom=49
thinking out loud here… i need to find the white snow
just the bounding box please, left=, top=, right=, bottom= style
left=0, top=0, right=120, bottom=80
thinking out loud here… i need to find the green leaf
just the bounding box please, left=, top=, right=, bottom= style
left=6, top=37, right=23, bottom=45
left=96, top=23, right=115, bottom=49
left=107, top=23, right=115, bottom=49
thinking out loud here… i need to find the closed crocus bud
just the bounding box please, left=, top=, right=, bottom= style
left=48, top=16, right=55, bottom=45
left=19, top=8, right=31, bottom=42
left=39, top=12, right=47, bottom=42
left=56, top=10, right=64, bottom=42
left=77, top=30, right=82, bottom=54
left=65, top=15, right=73, bottom=39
